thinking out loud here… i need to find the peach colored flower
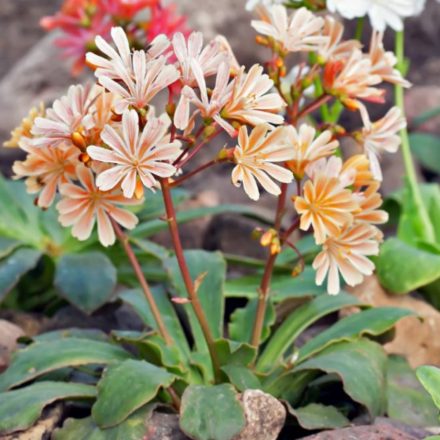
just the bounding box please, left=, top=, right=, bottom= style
left=88, top=109, right=181, bottom=198
left=4, top=103, right=45, bottom=148
left=341, top=154, right=376, bottom=189
left=32, top=84, right=95, bottom=147
left=251, top=6, right=327, bottom=54
left=172, top=32, right=227, bottom=86
left=295, top=167, right=358, bottom=244
left=323, top=49, right=384, bottom=111
left=358, top=106, right=406, bottom=180
left=174, top=61, right=233, bottom=134
left=232, top=124, right=294, bottom=201
left=13, top=139, right=79, bottom=208
left=317, top=17, right=362, bottom=62
left=368, top=32, right=411, bottom=87
left=57, top=166, right=139, bottom=246
left=87, top=27, right=178, bottom=113
left=354, top=182, right=389, bottom=225
left=285, top=124, right=339, bottom=180
left=313, top=223, right=380, bottom=294
left=213, top=35, right=241, bottom=76
left=221, top=64, right=285, bottom=128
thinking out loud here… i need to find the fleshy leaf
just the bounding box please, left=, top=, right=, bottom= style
left=54, top=252, right=117, bottom=314
left=92, top=359, right=175, bottom=428
left=179, top=384, right=246, bottom=440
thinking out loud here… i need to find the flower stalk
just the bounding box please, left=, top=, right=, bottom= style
left=112, top=220, right=174, bottom=346
left=160, top=178, right=222, bottom=382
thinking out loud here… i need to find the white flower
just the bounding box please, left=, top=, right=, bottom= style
left=327, top=0, right=425, bottom=31
left=251, top=6, right=327, bottom=53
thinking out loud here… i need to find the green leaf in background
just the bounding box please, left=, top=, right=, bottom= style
left=0, top=248, right=42, bottom=301
left=376, top=238, right=440, bottom=293
left=0, top=338, right=131, bottom=391
left=387, top=356, right=439, bottom=426
left=92, top=359, right=175, bottom=428
left=297, top=307, right=414, bottom=362
left=294, top=339, right=387, bottom=419
left=132, top=204, right=272, bottom=238
left=417, top=366, right=440, bottom=411
left=412, top=106, right=440, bottom=128
left=225, top=266, right=325, bottom=300
left=54, top=252, right=117, bottom=314
left=54, top=407, right=152, bottom=440
left=0, top=381, right=96, bottom=435
left=277, top=235, right=320, bottom=265
left=229, top=298, right=275, bottom=344
left=287, top=403, right=350, bottom=430
left=0, top=237, right=22, bottom=259
left=165, top=251, right=226, bottom=352
left=409, top=133, right=440, bottom=174
left=120, top=287, right=190, bottom=359
left=180, top=384, right=246, bottom=440
left=257, top=292, right=361, bottom=372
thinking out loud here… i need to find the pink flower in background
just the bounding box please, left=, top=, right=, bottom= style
left=88, top=110, right=181, bottom=198
left=146, top=3, right=190, bottom=43
left=57, top=166, right=139, bottom=246
left=32, top=84, right=95, bottom=148
left=100, top=0, right=158, bottom=19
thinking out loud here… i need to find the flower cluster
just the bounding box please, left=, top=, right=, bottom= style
left=41, top=0, right=189, bottom=75
left=11, top=2, right=410, bottom=294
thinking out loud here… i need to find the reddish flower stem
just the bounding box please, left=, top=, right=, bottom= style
left=169, top=158, right=227, bottom=188
left=112, top=220, right=173, bottom=346
left=251, top=183, right=288, bottom=348
left=175, top=128, right=222, bottom=170
left=160, top=178, right=222, bottom=382
left=295, top=94, right=332, bottom=123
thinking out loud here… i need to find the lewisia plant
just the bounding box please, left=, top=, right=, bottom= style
left=3, top=4, right=416, bottom=437
left=12, top=4, right=409, bottom=321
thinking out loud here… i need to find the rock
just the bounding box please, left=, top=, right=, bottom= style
left=146, top=412, right=189, bottom=440
left=347, top=275, right=440, bottom=368
left=0, top=320, right=25, bottom=372
left=374, top=417, right=432, bottom=440
left=300, top=424, right=421, bottom=440
left=0, top=32, right=90, bottom=168
left=233, top=390, right=286, bottom=440
left=3, top=404, right=63, bottom=440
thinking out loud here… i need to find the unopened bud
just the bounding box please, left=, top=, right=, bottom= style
left=71, top=132, right=87, bottom=150
left=134, top=180, right=144, bottom=200
left=260, top=229, right=274, bottom=247
left=79, top=152, right=91, bottom=165
left=166, top=102, right=176, bottom=118
left=171, top=297, right=191, bottom=305
left=203, top=124, right=216, bottom=138
left=270, top=238, right=281, bottom=255
left=291, top=262, right=304, bottom=278
left=255, top=35, right=269, bottom=46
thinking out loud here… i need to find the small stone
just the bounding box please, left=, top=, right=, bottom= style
left=233, top=389, right=286, bottom=440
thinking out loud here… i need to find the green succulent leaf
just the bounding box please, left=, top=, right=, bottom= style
left=229, top=298, right=275, bottom=344
left=120, top=286, right=190, bottom=359
left=180, top=384, right=246, bottom=440
left=54, top=406, right=153, bottom=440
left=417, top=365, right=440, bottom=411
left=376, top=238, right=440, bottom=293
left=92, top=359, right=175, bottom=428
left=0, top=237, right=22, bottom=259
left=54, top=252, right=117, bottom=314
left=287, top=403, right=350, bottom=430
left=0, top=338, right=131, bottom=391
left=221, top=364, right=261, bottom=392
left=0, top=381, right=96, bottom=435
left=387, top=356, right=439, bottom=426
left=165, top=251, right=226, bottom=352
left=294, top=339, right=387, bottom=419
left=297, top=307, right=414, bottom=362
left=0, top=248, right=42, bottom=302
left=257, top=292, right=361, bottom=372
